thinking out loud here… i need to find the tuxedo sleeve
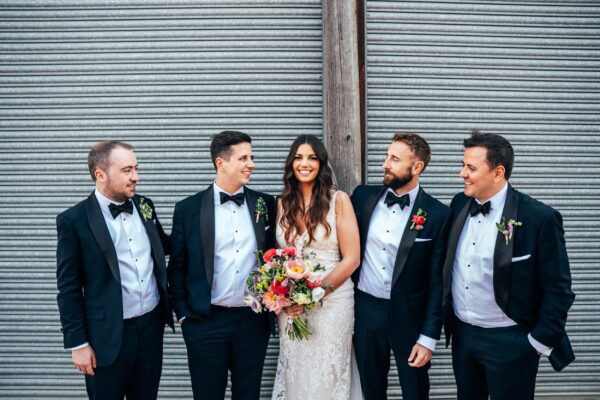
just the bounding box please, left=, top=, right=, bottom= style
left=531, top=209, right=575, bottom=347
left=55, top=214, right=88, bottom=349
left=167, top=204, right=189, bottom=320
left=421, top=208, right=452, bottom=340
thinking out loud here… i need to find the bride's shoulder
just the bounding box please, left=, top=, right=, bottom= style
left=331, top=190, right=352, bottom=213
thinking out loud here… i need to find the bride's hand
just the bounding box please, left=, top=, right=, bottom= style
left=283, top=304, right=304, bottom=318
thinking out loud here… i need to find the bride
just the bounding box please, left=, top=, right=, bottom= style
left=272, top=134, right=363, bottom=400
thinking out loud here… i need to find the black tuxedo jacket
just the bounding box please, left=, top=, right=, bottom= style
left=56, top=193, right=173, bottom=367
left=167, top=184, right=276, bottom=321
left=442, top=185, right=575, bottom=371
left=351, top=185, right=452, bottom=345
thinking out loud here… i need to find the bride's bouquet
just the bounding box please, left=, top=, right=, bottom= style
left=244, top=247, right=329, bottom=340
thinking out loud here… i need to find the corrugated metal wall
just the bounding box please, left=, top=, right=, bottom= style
left=0, top=1, right=322, bottom=398
left=366, top=1, right=600, bottom=398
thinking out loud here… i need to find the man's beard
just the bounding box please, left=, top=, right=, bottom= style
left=383, top=170, right=413, bottom=190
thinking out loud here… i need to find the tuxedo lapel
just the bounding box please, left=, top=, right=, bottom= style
left=200, top=185, right=216, bottom=287
left=132, top=196, right=166, bottom=273
left=360, top=186, right=387, bottom=249
left=84, top=193, right=121, bottom=285
left=442, top=197, right=471, bottom=304
left=245, top=189, right=265, bottom=251
left=493, top=185, right=518, bottom=310
left=391, top=188, right=426, bottom=286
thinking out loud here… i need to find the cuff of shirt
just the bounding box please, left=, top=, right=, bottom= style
left=527, top=333, right=553, bottom=356
left=417, top=334, right=437, bottom=352
left=178, top=316, right=186, bottom=324
left=68, top=342, right=89, bottom=351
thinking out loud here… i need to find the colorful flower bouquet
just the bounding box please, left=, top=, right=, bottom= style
left=244, top=247, right=328, bottom=340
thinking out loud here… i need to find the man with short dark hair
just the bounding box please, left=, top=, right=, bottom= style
left=351, top=132, right=451, bottom=400
left=168, top=130, right=276, bottom=400
left=443, top=130, right=575, bottom=399
left=56, top=140, right=172, bottom=399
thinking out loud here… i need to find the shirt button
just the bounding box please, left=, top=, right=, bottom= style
left=135, top=259, right=138, bottom=262
left=472, top=242, right=476, bottom=246
left=129, top=238, right=132, bottom=242
left=467, top=264, right=471, bottom=268
left=382, top=248, right=386, bottom=251
left=382, top=267, right=386, bottom=270
left=466, top=286, right=469, bottom=290
left=141, top=279, right=144, bottom=282
left=236, top=250, right=239, bottom=253
left=386, top=230, right=389, bottom=233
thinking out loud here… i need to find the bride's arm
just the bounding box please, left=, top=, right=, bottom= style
left=321, top=191, right=360, bottom=291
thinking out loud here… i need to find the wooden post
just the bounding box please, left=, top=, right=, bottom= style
left=322, top=0, right=362, bottom=192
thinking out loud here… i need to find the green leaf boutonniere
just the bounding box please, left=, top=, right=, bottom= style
left=255, top=197, right=268, bottom=223
left=139, top=198, right=153, bottom=222
left=410, top=208, right=427, bottom=230
left=496, top=217, right=522, bottom=246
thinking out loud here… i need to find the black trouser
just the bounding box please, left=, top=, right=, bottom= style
left=354, top=289, right=430, bottom=400
left=85, top=306, right=164, bottom=400
left=452, top=317, right=540, bottom=400
left=182, top=306, right=270, bottom=400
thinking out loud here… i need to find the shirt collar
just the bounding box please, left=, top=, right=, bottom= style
left=383, top=183, right=420, bottom=206
left=213, top=182, right=245, bottom=205
left=476, top=182, right=508, bottom=215
left=95, top=189, right=131, bottom=217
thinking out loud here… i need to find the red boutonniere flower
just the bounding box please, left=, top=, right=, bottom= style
left=410, top=208, right=427, bottom=230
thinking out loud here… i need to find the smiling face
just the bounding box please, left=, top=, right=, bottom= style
left=95, top=146, right=139, bottom=203
left=292, top=143, right=320, bottom=185
left=460, top=146, right=506, bottom=202
left=215, top=141, right=255, bottom=193
left=382, top=140, right=422, bottom=193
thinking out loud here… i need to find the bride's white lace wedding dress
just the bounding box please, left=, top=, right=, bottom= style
left=272, top=192, right=363, bottom=400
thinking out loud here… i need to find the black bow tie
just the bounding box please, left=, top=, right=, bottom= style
left=109, top=201, right=133, bottom=218
left=220, top=191, right=245, bottom=206
left=469, top=201, right=491, bottom=217
left=384, top=191, right=410, bottom=210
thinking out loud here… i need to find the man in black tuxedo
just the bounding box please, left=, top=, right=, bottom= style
left=56, top=140, right=173, bottom=399
left=351, top=133, right=451, bottom=400
left=168, top=131, right=276, bottom=400
left=443, top=130, right=575, bottom=399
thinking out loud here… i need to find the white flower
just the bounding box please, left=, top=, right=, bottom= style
left=293, top=292, right=312, bottom=305
left=311, top=287, right=326, bottom=303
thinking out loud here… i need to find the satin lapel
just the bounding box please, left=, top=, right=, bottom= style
left=132, top=196, right=166, bottom=276
left=391, top=188, right=426, bottom=286
left=361, top=186, right=387, bottom=246
left=442, top=197, right=472, bottom=301
left=84, top=192, right=121, bottom=285
left=493, top=185, right=518, bottom=310
left=200, top=185, right=216, bottom=287
left=245, top=189, right=265, bottom=251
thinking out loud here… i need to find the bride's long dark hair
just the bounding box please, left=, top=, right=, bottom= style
left=280, top=135, right=335, bottom=246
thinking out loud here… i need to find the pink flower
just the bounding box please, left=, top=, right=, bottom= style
left=282, top=248, right=296, bottom=257
left=285, top=259, right=309, bottom=279
left=262, top=291, right=292, bottom=315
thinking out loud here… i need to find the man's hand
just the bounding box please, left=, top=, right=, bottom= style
left=408, top=343, right=432, bottom=368
left=72, top=346, right=96, bottom=376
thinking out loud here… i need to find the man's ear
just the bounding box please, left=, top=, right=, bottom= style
left=493, top=165, right=506, bottom=182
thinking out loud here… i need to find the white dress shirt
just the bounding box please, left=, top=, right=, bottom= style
left=358, top=185, right=436, bottom=351
left=71, top=191, right=160, bottom=351
left=451, top=183, right=551, bottom=355
left=211, top=183, right=258, bottom=307
left=95, top=190, right=159, bottom=319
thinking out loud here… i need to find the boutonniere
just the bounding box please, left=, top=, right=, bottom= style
left=496, top=217, right=522, bottom=246
left=255, top=197, right=268, bottom=223
left=410, top=208, right=427, bottom=230
left=139, top=198, right=153, bottom=222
